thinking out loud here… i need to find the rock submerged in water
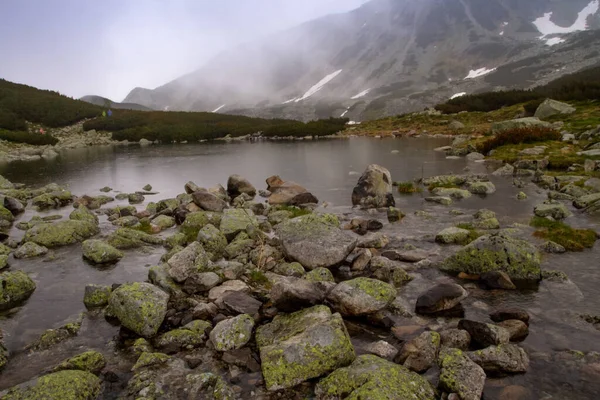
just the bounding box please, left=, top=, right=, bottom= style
left=0, top=270, right=36, bottom=311
left=458, top=319, right=510, bottom=347
left=13, top=242, right=48, bottom=259
left=24, top=220, right=99, bottom=248
left=441, top=233, right=541, bottom=282
left=315, top=354, right=436, bottom=399
left=256, top=305, right=355, bottom=391
left=82, top=239, right=124, bottom=264
left=351, top=164, right=395, bottom=208
left=276, top=213, right=356, bottom=270
left=107, top=282, right=169, bottom=338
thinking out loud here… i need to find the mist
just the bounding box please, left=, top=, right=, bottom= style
left=0, top=0, right=367, bottom=101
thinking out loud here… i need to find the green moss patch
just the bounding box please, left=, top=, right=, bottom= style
left=530, top=216, right=597, bottom=251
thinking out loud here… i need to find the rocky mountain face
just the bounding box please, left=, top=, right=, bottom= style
left=123, top=0, right=600, bottom=121
left=80, top=95, right=153, bottom=111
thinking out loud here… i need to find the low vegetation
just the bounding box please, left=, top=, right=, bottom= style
left=477, top=127, right=561, bottom=155
left=0, top=128, right=59, bottom=145
left=395, top=182, right=421, bottom=194
left=530, top=216, right=597, bottom=252
left=455, top=223, right=484, bottom=245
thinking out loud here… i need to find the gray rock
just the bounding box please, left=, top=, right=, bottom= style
left=256, top=305, right=355, bottom=391
left=304, top=267, right=335, bottom=283
left=273, top=262, right=305, bottom=277
left=24, top=220, right=99, bottom=248
left=192, top=190, right=228, bottom=212
left=167, top=242, right=209, bottom=283
left=152, top=215, right=176, bottom=230
left=218, top=291, right=262, bottom=316
left=534, top=203, right=572, bottom=220
left=466, top=152, right=484, bottom=161
left=440, top=329, right=471, bottom=351
left=277, top=214, right=356, bottom=269
left=397, top=331, right=440, bottom=372
left=467, top=181, right=496, bottom=195
left=327, top=277, right=396, bottom=316
left=270, top=276, right=329, bottom=312
left=458, top=320, right=510, bottom=347
left=197, top=224, right=227, bottom=259
left=497, top=320, right=529, bottom=341
left=467, top=344, right=529, bottom=374
left=534, top=99, right=576, bottom=119
left=363, top=340, right=398, bottom=361
left=227, top=174, right=256, bottom=198
left=0, top=270, right=36, bottom=311
left=432, top=187, right=472, bottom=199
left=82, top=240, right=123, bottom=264
left=219, top=208, right=258, bottom=240
left=83, top=284, right=112, bottom=308
left=350, top=248, right=372, bottom=271
left=491, top=117, right=552, bottom=133
left=207, top=280, right=250, bottom=302
left=351, top=164, right=395, bottom=208
left=13, top=242, right=48, bottom=259
left=128, top=193, right=144, bottom=204
left=450, top=120, right=466, bottom=130
left=387, top=207, right=405, bottom=223
left=438, top=347, right=486, bottom=400
left=489, top=308, right=530, bottom=325
left=574, top=193, right=600, bottom=209
left=436, top=227, right=471, bottom=245
left=492, top=164, right=515, bottom=176
left=209, top=314, right=255, bottom=352
left=480, top=271, right=516, bottom=290
left=266, top=175, right=318, bottom=206
left=107, top=282, right=169, bottom=338
left=415, top=283, right=468, bottom=314
left=425, top=196, right=453, bottom=205
left=182, top=272, right=222, bottom=294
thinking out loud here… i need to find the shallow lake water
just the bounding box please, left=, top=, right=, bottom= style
left=1, top=137, right=599, bottom=399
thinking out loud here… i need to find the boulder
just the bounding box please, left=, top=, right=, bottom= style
left=480, top=271, right=516, bottom=290
left=277, top=214, right=356, bottom=269
left=466, top=152, right=484, bottom=161
left=458, top=320, right=510, bottom=347
left=53, top=350, right=106, bottom=374
left=363, top=340, right=399, bottom=361
left=182, top=271, right=221, bottom=294
left=207, top=280, right=250, bottom=302
left=491, top=117, right=552, bottom=134
left=467, top=181, right=496, bottom=195
left=227, top=174, right=256, bottom=198
left=184, top=181, right=201, bottom=194
left=154, top=323, right=208, bottom=354
left=305, top=267, right=335, bottom=283
left=425, top=196, right=453, bottom=205
left=432, top=187, right=472, bottom=199
left=69, top=206, right=99, bottom=224
left=32, top=190, right=73, bottom=209
left=534, top=99, right=576, bottom=120
left=13, top=242, right=48, bottom=259
left=387, top=207, right=405, bottom=222
left=209, top=314, right=255, bottom=352
left=423, top=175, right=468, bottom=187
left=218, top=291, right=262, bottom=316
left=351, top=164, right=395, bottom=208
left=497, top=320, right=529, bottom=341
left=257, top=305, right=355, bottom=391
left=107, top=282, right=169, bottom=338
left=441, top=233, right=541, bottom=281
left=273, top=261, right=305, bottom=277
left=192, top=190, right=227, bottom=212
left=438, top=348, right=486, bottom=400
left=83, top=284, right=112, bottom=308
left=450, top=120, right=466, bottom=130
left=489, top=308, right=530, bottom=325
left=270, top=276, right=329, bottom=312
left=197, top=224, right=227, bottom=259
left=0, top=270, right=36, bottom=311
left=415, top=283, right=468, bottom=315
left=327, top=277, right=396, bottom=316
left=24, top=220, right=99, bottom=248
left=467, top=344, right=529, bottom=374
left=219, top=208, right=258, bottom=240
left=534, top=203, right=572, bottom=220
left=167, top=242, right=210, bottom=283
left=152, top=215, right=176, bottom=230
left=397, top=331, right=441, bottom=372
left=107, top=227, right=163, bottom=249
left=492, top=164, right=515, bottom=176
left=440, top=329, right=472, bottom=351
left=436, top=227, right=471, bottom=245
left=4, top=196, right=25, bottom=215
left=82, top=240, right=123, bottom=264
left=1, top=370, right=101, bottom=400
left=315, top=354, right=436, bottom=400
left=128, top=193, right=144, bottom=204
left=574, top=192, right=600, bottom=209
left=266, top=175, right=318, bottom=205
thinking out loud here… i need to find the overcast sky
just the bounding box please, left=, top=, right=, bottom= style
left=0, top=0, right=367, bottom=101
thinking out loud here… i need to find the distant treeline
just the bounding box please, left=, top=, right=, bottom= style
left=436, top=65, right=600, bottom=114
left=83, top=111, right=348, bottom=142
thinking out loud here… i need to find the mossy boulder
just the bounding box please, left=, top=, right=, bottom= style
left=277, top=214, right=356, bottom=270
left=223, top=234, right=255, bottom=260
left=423, top=175, right=468, bottom=187
left=351, top=164, right=395, bottom=208
left=197, top=224, right=227, bottom=259
left=107, top=228, right=163, bottom=249
left=327, top=277, right=396, bottom=316
left=304, top=267, right=335, bottom=283
left=32, top=190, right=73, bottom=210
left=441, top=233, right=541, bottom=281
left=534, top=203, right=572, bottom=220
left=69, top=206, right=98, bottom=225
left=148, top=264, right=185, bottom=299
left=219, top=208, right=258, bottom=241
left=180, top=211, right=214, bottom=241
left=24, top=220, right=99, bottom=248
left=27, top=319, right=82, bottom=351
left=53, top=350, right=106, bottom=374
left=273, top=262, right=305, bottom=277
left=209, top=314, right=255, bottom=352
left=167, top=242, right=211, bottom=283
left=436, top=227, right=471, bottom=245
left=432, top=187, right=472, bottom=199
left=107, top=282, right=169, bottom=338
left=467, top=181, right=496, bottom=195
left=111, top=216, right=139, bottom=227
left=154, top=325, right=206, bottom=354
left=0, top=270, right=36, bottom=311
left=132, top=351, right=171, bottom=371
left=13, top=242, right=49, bottom=259
left=438, top=348, right=486, bottom=400
left=1, top=370, right=101, bottom=400
left=152, top=215, right=175, bottom=230
left=82, top=240, right=123, bottom=264
left=83, top=284, right=112, bottom=308
left=256, top=305, right=355, bottom=391
left=315, top=354, right=436, bottom=400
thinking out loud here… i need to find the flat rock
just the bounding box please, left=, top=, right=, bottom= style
left=490, top=308, right=530, bottom=325
left=467, top=344, right=529, bottom=374
left=327, top=277, right=396, bottom=316
left=415, top=283, right=468, bottom=315
left=458, top=319, right=510, bottom=347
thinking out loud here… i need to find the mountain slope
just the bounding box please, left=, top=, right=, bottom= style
left=124, top=0, right=600, bottom=121
left=80, top=95, right=154, bottom=111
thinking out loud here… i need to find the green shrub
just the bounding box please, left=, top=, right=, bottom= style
left=0, top=129, right=59, bottom=145
left=275, top=205, right=312, bottom=218
left=396, top=182, right=421, bottom=194
left=478, top=127, right=561, bottom=155
left=530, top=216, right=597, bottom=251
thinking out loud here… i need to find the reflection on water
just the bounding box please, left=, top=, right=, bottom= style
left=0, top=138, right=600, bottom=398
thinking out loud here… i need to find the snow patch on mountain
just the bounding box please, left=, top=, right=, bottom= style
left=464, top=68, right=496, bottom=79
left=295, top=69, right=343, bottom=102
left=351, top=89, right=371, bottom=99
left=450, top=92, right=467, bottom=99
left=533, top=0, right=599, bottom=36
left=212, top=104, right=226, bottom=113
left=340, top=108, right=350, bottom=117
left=545, top=37, right=566, bottom=46
left=282, top=98, right=297, bottom=104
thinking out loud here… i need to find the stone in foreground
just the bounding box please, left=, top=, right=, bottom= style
left=209, top=314, right=254, bottom=352
left=441, top=233, right=541, bottom=281
left=438, top=348, right=486, bottom=400
left=458, top=320, right=510, bottom=347
left=13, top=242, right=48, bottom=259
left=468, top=344, right=529, bottom=374
left=277, top=214, right=356, bottom=269
left=107, top=282, right=169, bottom=338
left=327, top=277, right=396, bottom=316
left=315, top=354, right=436, bottom=400
left=1, top=370, right=101, bottom=400
left=256, top=305, right=355, bottom=391
left=397, top=331, right=441, bottom=372
left=534, top=99, right=576, bottom=120
left=351, top=164, right=395, bottom=208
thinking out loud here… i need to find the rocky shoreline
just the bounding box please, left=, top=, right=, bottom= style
left=0, top=154, right=599, bottom=399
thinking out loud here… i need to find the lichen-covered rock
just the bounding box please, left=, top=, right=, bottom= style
left=441, top=233, right=541, bottom=281
left=227, top=174, right=256, bottom=198
left=82, top=240, right=123, bottom=264
left=315, top=354, right=436, bottom=400
left=132, top=351, right=171, bottom=371
left=154, top=322, right=208, bottom=354
left=273, top=262, right=305, bottom=277
left=69, top=206, right=99, bottom=225
left=467, top=344, right=529, bottom=374
left=197, top=224, right=227, bottom=259
left=534, top=203, right=572, bottom=220
left=574, top=193, right=600, bottom=209
left=432, top=187, right=472, bottom=199
left=415, top=283, right=468, bottom=315
left=397, top=331, right=441, bottom=372
left=0, top=270, right=36, bottom=311
left=209, top=314, right=255, bottom=352
left=148, top=264, right=184, bottom=299
left=152, top=215, right=176, bottom=230
left=192, top=190, right=228, bottom=212
left=467, top=181, right=496, bottom=195
left=370, top=256, right=413, bottom=287
left=351, top=164, right=395, bottom=208
left=1, top=370, right=101, bottom=400
left=423, top=175, right=468, bottom=187
left=128, top=193, right=144, bottom=204
left=458, top=320, right=510, bottom=347
left=436, top=227, right=471, bottom=245
left=107, top=227, right=163, bottom=249
left=304, top=267, right=335, bottom=283
left=270, top=276, right=329, bottom=312
left=534, top=99, right=576, bottom=119
left=32, top=190, right=73, bottom=210
left=438, top=348, right=486, bottom=400
left=13, top=242, right=48, bottom=259
left=112, top=215, right=139, bottom=227
left=327, top=277, right=396, bottom=316
left=363, top=340, right=399, bottom=361
left=107, top=282, right=169, bottom=338
left=53, top=350, right=106, bottom=374
left=257, top=305, right=355, bottom=391
left=277, top=213, right=356, bottom=270
left=24, top=220, right=99, bottom=248
left=219, top=208, right=258, bottom=240
left=27, top=319, right=82, bottom=351
left=167, top=242, right=210, bottom=283
left=83, top=284, right=112, bottom=308
left=440, top=329, right=472, bottom=351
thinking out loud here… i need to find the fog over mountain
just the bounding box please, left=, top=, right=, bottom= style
left=124, top=0, right=600, bottom=121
